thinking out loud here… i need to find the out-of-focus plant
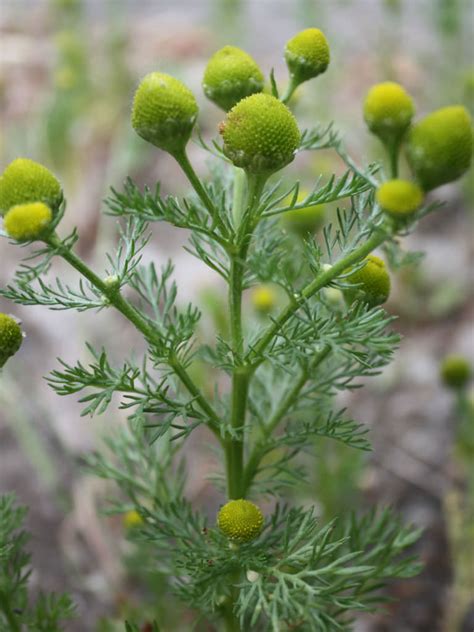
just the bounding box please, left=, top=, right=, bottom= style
left=1, top=24, right=473, bottom=631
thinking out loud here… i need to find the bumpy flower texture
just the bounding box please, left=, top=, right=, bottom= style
left=345, top=255, right=391, bottom=308
left=285, top=28, right=330, bottom=82
left=132, top=72, right=198, bottom=154
left=406, top=106, right=473, bottom=191
left=220, top=93, right=301, bottom=174
left=0, top=313, right=23, bottom=368
left=363, top=82, right=414, bottom=143
left=0, top=158, right=62, bottom=216
left=203, top=45, right=264, bottom=111
left=376, top=179, right=423, bottom=220
left=4, top=202, right=53, bottom=241
left=217, top=499, right=264, bottom=543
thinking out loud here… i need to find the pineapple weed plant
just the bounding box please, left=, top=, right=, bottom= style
left=0, top=27, right=473, bottom=632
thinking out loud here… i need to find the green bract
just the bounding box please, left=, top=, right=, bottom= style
left=4, top=202, right=53, bottom=241
left=217, top=499, right=264, bottom=542
left=0, top=158, right=62, bottom=216
left=363, top=82, right=414, bottom=144
left=220, top=93, right=301, bottom=174
left=376, top=179, right=423, bottom=219
left=406, top=106, right=473, bottom=190
left=285, top=28, right=330, bottom=83
left=345, top=255, right=391, bottom=308
left=441, top=354, right=471, bottom=389
left=131, top=72, right=198, bottom=154
left=0, top=313, right=23, bottom=368
left=203, top=45, right=264, bottom=111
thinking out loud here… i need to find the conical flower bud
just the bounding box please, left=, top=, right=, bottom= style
left=0, top=158, right=62, bottom=216
left=344, top=255, right=391, bottom=308
left=284, top=28, right=330, bottom=84
left=0, top=313, right=23, bottom=368
left=376, top=179, right=423, bottom=220
left=217, top=499, right=264, bottom=543
left=220, top=93, right=300, bottom=175
left=440, top=354, right=471, bottom=390
left=4, top=202, right=53, bottom=241
left=131, top=72, right=198, bottom=154
left=406, top=106, right=473, bottom=190
left=203, top=46, right=264, bottom=111
left=363, top=82, right=414, bottom=145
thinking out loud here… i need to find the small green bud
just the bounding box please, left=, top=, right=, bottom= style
left=284, top=28, right=330, bottom=83
left=4, top=202, right=53, bottom=241
left=440, top=354, right=471, bottom=390
left=0, top=313, right=23, bottom=368
left=0, top=158, right=62, bottom=216
left=251, top=284, right=278, bottom=314
left=363, top=82, right=414, bottom=145
left=345, top=255, right=391, bottom=308
left=406, top=106, right=473, bottom=191
left=220, top=93, right=300, bottom=175
left=217, top=499, right=264, bottom=543
left=376, top=179, right=423, bottom=220
left=282, top=190, right=325, bottom=236
left=203, top=45, right=264, bottom=111
left=131, top=72, right=198, bottom=154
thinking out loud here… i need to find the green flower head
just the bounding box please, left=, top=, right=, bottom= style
left=376, top=179, right=423, bottom=220
left=251, top=284, right=278, bottom=315
left=345, top=255, right=391, bottom=308
left=441, top=354, right=471, bottom=390
left=131, top=72, right=198, bottom=154
left=0, top=313, right=23, bottom=368
left=0, top=158, right=62, bottom=217
left=285, top=28, right=330, bottom=83
left=220, top=93, right=301, bottom=175
left=282, top=190, right=325, bottom=237
left=217, top=499, right=264, bottom=543
left=406, top=106, right=473, bottom=191
left=203, top=45, right=264, bottom=111
left=4, top=202, right=53, bottom=242
left=363, top=82, right=414, bottom=144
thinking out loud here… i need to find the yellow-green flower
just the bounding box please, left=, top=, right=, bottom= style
left=285, top=28, right=330, bottom=83
left=406, top=106, right=473, bottom=190
left=220, top=93, right=300, bottom=175
left=217, top=499, right=264, bottom=543
left=0, top=158, right=62, bottom=216
left=4, top=202, right=53, bottom=241
left=282, top=190, right=325, bottom=236
left=440, top=354, right=471, bottom=390
left=131, top=72, right=198, bottom=154
left=123, top=510, right=144, bottom=529
left=203, top=46, right=264, bottom=111
left=344, top=255, right=391, bottom=308
left=0, top=313, right=23, bottom=368
left=376, top=179, right=423, bottom=220
left=363, top=82, right=414, bottom=144
left=251, top=285, right=278, bottom=314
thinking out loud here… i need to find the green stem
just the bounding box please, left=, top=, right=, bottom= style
left=246, top=229, right=387, bottom=367
left=46, top=233, right=222, bottom=441
left=231, top=167, right=246, bottom=229
left=242, top=346, right=330, bottom=494
left=281, top=74, right=300, bottom=105
left=172, top=149, right=229, bottom=237
left=386, top=137, right=401, bottom=178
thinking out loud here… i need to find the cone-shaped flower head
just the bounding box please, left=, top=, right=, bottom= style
left=217, top=499, right=264, bottom=543
left=376, top=179, right=423, bottom=220
left=132, top=72, right=198, bottom=154
left=345, top=255, right=391, bottom=308
left=4, top=202, right=53, bottom=241
left=363, top=82, right=414, bottom=144
left=284, top=28, right=330, bottom=83
left=220, top=93, right=300, bottom=175
left=406, top=106, right=473, bottom=191
left=441, top=354, right=471, bottom=390
left=282, top=190, right=325, bottom=236
left=0, top=313, right=23, bottom=368
left=251, top=284, right=278, bottom=314
left=203, top=46, right=264, bottom=111
left=0, top=158, right=62, bottom=216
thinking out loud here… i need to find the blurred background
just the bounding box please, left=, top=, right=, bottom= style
left=0, top=0, right=473, bottom=630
